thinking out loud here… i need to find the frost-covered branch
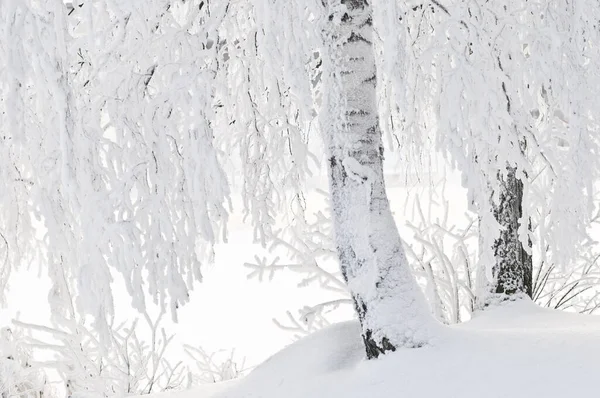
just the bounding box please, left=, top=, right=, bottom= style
left=184, top=346, right=246, bottom=385
left=15, top=308, right=187, bottom=397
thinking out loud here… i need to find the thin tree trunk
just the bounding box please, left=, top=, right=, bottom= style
left=491, top=167, right=533, bottom=298
left=321, top=0, right=433, bottom=359
left=489, top=75, right=533, bottom=300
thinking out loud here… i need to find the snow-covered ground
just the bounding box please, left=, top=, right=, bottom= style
left=159, top=300, right=600, bottom=398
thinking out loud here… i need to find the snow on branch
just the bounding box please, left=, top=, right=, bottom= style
left=15, top=308, right=187, bottom=397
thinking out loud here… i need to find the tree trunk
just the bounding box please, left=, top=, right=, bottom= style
left=321, top=0, right=433, bottom=359
left=491, top=167, right=533, bottom=298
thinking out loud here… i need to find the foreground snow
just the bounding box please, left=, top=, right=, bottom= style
left=160, top=301, right=600, bottom=398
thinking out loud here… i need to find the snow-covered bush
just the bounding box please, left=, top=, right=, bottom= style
left=0, top=326, right=48, bottom=398
left=17, top=310, right=187, bottom=397
left=184, top=346, right=246, bottom=384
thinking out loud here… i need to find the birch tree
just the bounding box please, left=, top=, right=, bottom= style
left=404, top=0, right=600, bottom=306
left=320, top=0, right=434, bottom=357
left=3, top=0, right=600, bottom=364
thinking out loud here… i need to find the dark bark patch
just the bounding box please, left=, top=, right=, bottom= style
left=362, top=329, right=397, bottom=359
left=346, top=109, right=369, bottom=117
left=341, top=0, right=369, bottom=10
left=348, top=32, right=372, bottom=44
left=360, top=16, right=373, bottom=27
left=363, top=74, right=376, bottom=85
left=328, top=155, right=348, bottom=183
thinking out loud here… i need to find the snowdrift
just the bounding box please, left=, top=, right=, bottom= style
left=164, top=301, right=600, bottom=398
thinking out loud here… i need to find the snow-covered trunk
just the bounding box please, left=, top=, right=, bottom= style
left=491, top=167, right=533, bottom=298
left=321, top=0, right=433, bottom=359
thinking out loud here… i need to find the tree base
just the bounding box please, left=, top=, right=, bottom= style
left=362, top=329, right=425, bottom=359
left=478, top=291, right=531, bottom=311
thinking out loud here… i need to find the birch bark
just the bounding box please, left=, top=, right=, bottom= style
left=321, top=0, right=433, bottom=358
left=491, top=168, right=533, bottom=298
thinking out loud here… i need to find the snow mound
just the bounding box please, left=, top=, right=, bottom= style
left=148, top=380, right=234, bottom=398
left=215, top=300, right=600, bottom=398
left=242, top=321, right=364, bottom=384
